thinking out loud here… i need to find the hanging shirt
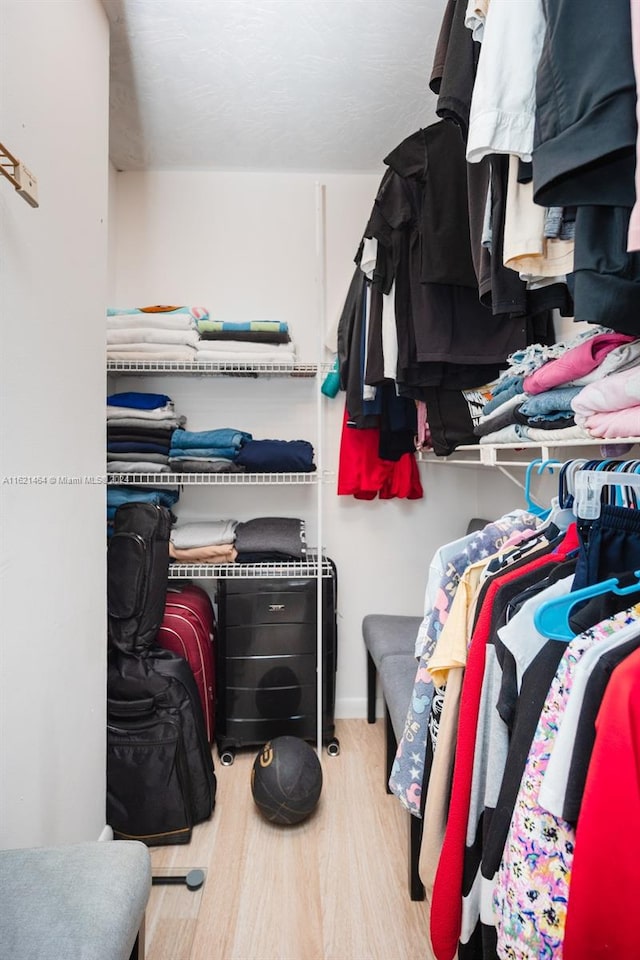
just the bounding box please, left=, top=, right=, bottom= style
left=493, top=606, right=640, bottom=960
left=563, top=644, right=640, bottom=959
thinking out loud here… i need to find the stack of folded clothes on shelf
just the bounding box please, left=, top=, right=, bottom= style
left=169, top=520, right=238, bottom=564
left=168, top=427, right=252, bottom=473
left=473, top=328, right=640, bottom=445
left=107, top=305, right=207, bottom=362
left=107, top=485, right=180, bottom=538
left=234, top=516, right=307, bottom=563
left=107, top=391, right=185, bottom=473
left=193, top=320, right=297, bottom=365
left=572, top=365, right=640, bottom=439
left=235, top=438, right=316, bottom=472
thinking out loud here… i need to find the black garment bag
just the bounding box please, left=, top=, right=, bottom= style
left=106, top=502, right=216, bottom=845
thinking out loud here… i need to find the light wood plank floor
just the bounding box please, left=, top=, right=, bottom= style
left=146, top=719, right=429, bottom=960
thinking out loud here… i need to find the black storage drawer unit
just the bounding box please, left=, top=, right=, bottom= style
left=215, top=566, right=338, bottom=763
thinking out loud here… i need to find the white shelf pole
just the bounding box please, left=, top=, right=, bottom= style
left=315, top=181, right=327, bottom=758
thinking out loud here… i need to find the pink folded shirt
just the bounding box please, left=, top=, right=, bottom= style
left=523, top=332, right=635, bottom=395
left=582, top=407, right=640, bottom=438
left=572, top=366, right=640, bottom=417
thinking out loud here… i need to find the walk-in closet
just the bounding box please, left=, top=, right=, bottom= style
left=3, top=1, right=640, bottom=958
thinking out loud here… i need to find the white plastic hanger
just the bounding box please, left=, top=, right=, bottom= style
left=573, top=470, right=640, bottom=519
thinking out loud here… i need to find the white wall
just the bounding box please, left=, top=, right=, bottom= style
left=111, top=171, right=517, bottom=718
left=0, top=0, right=109, bottom=846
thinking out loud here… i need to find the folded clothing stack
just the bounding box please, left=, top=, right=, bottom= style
left=169, top=520, right=238, bottom=564
left=235, top=439, right=315, bottom=472
left=234, top=516, right=307, bottom=563
left=194, top=320, right=296, bottom=365
left=474, top=329, right=640, bottom=445
left=107, top=391, right=186, bottom=474
left=106, top=485, right=180, bottom=538
left=169, top=427, right=251, bottom=473
left=107, top=305, right=208, bottom=362
left=572, top=365, right=640, bottom=439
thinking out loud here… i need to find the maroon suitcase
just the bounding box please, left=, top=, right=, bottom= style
left=157, top=583, right=216, bottom=743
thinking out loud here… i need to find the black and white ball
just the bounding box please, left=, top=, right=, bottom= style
left=251, top=736, right=323, bottom=825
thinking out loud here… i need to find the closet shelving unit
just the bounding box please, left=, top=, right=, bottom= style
left=105, top=360, right=332, bottom=582
left=417, top=437, right=640, bottom=495
left=106, top=356, right=334, bottom=755
left=106, top=178, right=334, bottom=757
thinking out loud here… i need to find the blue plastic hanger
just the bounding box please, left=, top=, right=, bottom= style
left=533, top=570, right=640, bottom=641
left=524, top=458, right=560, bottom=518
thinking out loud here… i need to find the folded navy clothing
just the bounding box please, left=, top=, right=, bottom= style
left=107, top=426, right=176, bottom=441
left=515, top=413, right=576, bottom=430
left=107, top=441, right=171, bottom=455
left=106, top=391, right=172, bottom=410
left=199, top=330, right=291, bottom=345
left=234, top=517, right=306, bottom=559
left=235, top=439, right=315, bottom=472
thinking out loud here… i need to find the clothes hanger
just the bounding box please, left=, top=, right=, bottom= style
left=523, top=458, right=560, bottom=518
left=573, top=470, right=640, bottom=520
left=533, top=570, right=640, bottom=641
left=558, top=458, right=588, bottom=509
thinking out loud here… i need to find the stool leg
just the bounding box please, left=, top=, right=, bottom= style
left=409, top=814, right=425, bottom=901
left=384, top=705, right=396, bottom=794
left=129, top=915, right=145, bottom=960
left=366, top=651, right=377, bottom=723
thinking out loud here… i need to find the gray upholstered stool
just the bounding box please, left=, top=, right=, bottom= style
left=379, top=653, right=419, bottom=745
left=0, top=840, right=152, bottom=960
left=362, top=614, right=422, bottom=723
left=379, top=653, right=429, bottom=903
left=362, top=615, right=426, bottom=901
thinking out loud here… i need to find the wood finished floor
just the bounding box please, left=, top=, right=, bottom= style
left=145, top=719, right=429, bottom=960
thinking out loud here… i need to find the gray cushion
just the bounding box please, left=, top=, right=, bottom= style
left=362, top=614, right=422, bottom=669
left=0, top=840, right=151, bottom=960
left=379, top=654, right=421, bottom=742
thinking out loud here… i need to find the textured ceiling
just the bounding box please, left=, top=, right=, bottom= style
left=102, top=0, right=445, bottom=172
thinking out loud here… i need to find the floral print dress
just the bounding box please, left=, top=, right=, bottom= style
left=492, top=605, right=640, bottom=959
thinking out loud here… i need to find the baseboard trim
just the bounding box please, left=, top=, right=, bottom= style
left=335, top=696, right=380, bottom=719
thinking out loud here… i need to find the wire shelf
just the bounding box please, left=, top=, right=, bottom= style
left=107, top=360, right=318, bottom=377
left=106, top=471, right=320, bottom=485
left=417, top=436, right=640, bottom=467
left=167, top=558, right=334, bottom=579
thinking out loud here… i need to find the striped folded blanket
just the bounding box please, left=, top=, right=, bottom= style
left=196, top=320, right=288, bottom=334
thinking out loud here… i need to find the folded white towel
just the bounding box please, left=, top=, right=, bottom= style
left=107, top=347, right=197, bottom=362
left=106, top=313, right=196, bottom=331
left=107, top=328, right=201, bottom=346
left=195, top=340, right=295, bottom=355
